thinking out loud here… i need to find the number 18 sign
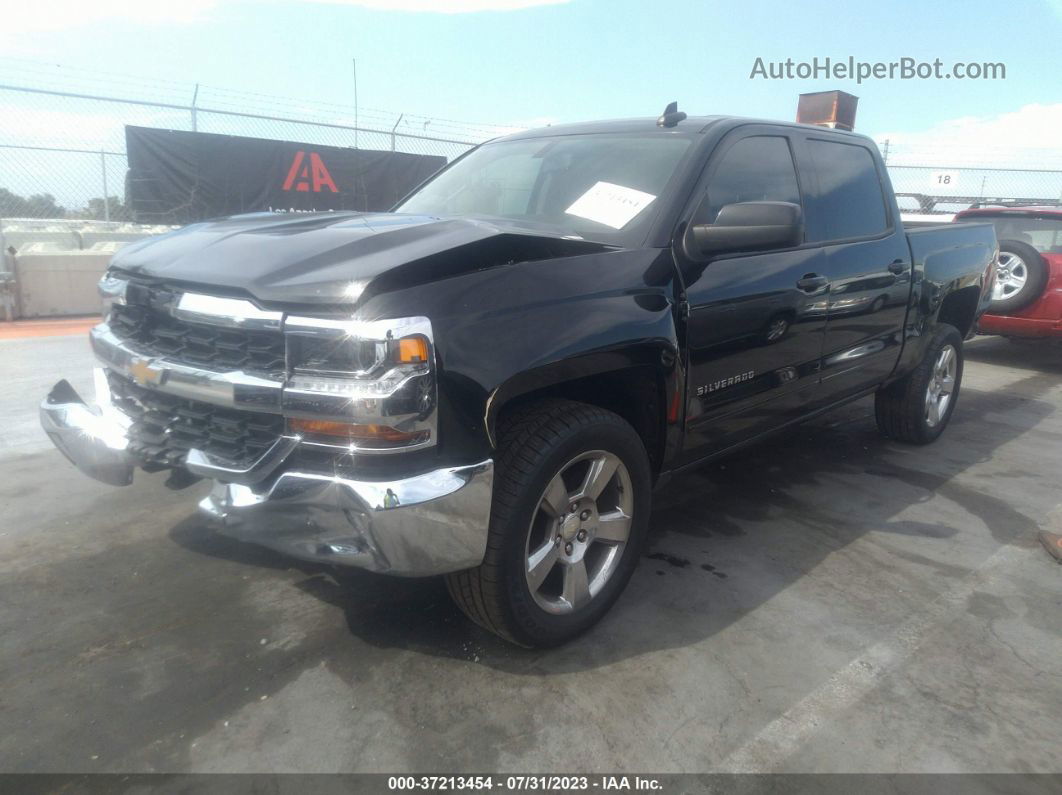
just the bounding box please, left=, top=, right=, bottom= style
left=930, top=172, right=958, bottom=188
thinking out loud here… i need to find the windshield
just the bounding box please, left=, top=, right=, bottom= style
left=395, top=133, right=693, bottom=245
left=978, top=214, right=1062, bottom=254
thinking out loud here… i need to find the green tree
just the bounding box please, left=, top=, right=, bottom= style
left=0, top=188, right=133, bottom=221
left=74, top=196, right=130, bottom=222
left=0, top=188, right=66, bottom=218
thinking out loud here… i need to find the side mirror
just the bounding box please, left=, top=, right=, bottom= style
left=687, top=201, right=803, bottom=258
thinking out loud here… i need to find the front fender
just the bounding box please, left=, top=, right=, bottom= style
left=357, top=247, right=684, bottom=466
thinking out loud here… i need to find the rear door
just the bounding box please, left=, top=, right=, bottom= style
left=798, top=134, right=912, bottom=397
left=677, top=127, right=829, bottom=461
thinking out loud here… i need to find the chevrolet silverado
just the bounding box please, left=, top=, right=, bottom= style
left=41, top=109, right=997, bottom=646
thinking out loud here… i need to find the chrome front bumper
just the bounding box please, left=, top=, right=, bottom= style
left=199, top=461, right=493, bottom=575
left=39, top=372, right=494, bottom=576
left=40, top=372, right=135, bottom=487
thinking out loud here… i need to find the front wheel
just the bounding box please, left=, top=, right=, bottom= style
left=446, top=399, right=651, bottom=647
left=875, top=324, right=964, bottom=445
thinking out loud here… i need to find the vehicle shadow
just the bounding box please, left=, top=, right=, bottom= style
left=169, top=368, right=1057, bottom=675
left=965, top=334, right=1062, bottom=374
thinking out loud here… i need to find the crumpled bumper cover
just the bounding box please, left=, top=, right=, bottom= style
left=39, top=372, right=494, bottom=576
left=39, top=374, right=135, bottom=487
left=198, top=461, right=494, bottom=576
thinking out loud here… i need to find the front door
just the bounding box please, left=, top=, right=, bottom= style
left=678, top=131, right=828, bottom=461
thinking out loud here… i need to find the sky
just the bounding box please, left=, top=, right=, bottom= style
left=1, top=0, right=1061, bottom=206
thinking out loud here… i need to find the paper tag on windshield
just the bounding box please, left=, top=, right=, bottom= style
left=565, top=182, right=656, bottom=229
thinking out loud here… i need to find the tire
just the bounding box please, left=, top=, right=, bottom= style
left=446, top=399, right=651, bottom=647
left=991, top=240, right=1048, bottom=314
left=869, top=295, right=887, bottom=314
left=875, top=324, right=964, bottom=445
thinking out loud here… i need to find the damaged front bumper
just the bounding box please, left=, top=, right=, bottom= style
left=40, top=373, right=135, bottom=487
left=39, top=372, right=494, bottom=576
left=199, top=462, right=493, bottom=575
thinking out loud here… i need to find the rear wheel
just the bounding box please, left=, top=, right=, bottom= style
left=991, top=240, right=1049, bottom=314
left=446, top=399, right=651, bottom=647
left=875, top=324, right=964, bottom=445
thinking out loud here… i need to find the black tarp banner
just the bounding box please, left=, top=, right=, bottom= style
left=125, top=126, right=447, bottom=224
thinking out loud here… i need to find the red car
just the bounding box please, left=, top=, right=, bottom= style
left=954, top=205, right=1062, bottom=339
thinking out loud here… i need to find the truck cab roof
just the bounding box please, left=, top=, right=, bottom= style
left=494, top=115, right=878, bottom=145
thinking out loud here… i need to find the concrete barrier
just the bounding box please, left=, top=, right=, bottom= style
left=14, top=252, right=112, bottom=318
left=1, top=218, right=177, bottom=319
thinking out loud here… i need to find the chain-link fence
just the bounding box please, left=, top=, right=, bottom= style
left=878, top=140, right=1062, bottom=217
left=3, top=58, right=1062, bottom=225
left=0, top=60, right=505, bottom=224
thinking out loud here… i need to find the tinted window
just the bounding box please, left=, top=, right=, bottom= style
left=694, top=136, right=801, bottom=226
left=974, top=215, right=1062, bottom=254
left=807, top=140, right=888, bottom=241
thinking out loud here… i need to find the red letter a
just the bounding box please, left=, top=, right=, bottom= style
left=309, top=153, right=338, bottom=193
left=282, top=151, right=308, bottom=192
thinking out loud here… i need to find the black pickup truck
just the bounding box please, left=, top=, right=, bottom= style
left=41, top=110, right=997, bottom=647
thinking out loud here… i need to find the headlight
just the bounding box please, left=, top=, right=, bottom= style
left=282, top=315, right=437, bottom=453
left=98, top=272, right=128, bottom=318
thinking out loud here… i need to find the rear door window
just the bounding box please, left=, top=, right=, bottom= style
left=806, top=139, right=889, bottom=241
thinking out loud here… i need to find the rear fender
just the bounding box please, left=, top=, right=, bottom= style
left=893, top=237, right=995, bottom=376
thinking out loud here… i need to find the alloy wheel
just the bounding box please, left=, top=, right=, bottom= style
left=993, top=252, right=1028, bottom=301
left=523, top=450, right=634, bottom=614
left=925, top=344, right=957, bottom=428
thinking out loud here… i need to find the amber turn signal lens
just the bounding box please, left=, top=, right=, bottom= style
left=289, top=418, right=427, bottom=444
left=396, top=335, right=429, bottom=364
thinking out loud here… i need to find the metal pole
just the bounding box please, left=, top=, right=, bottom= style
left=391, top=113, right=404, bottom=152
left=191, top=82, right=200, bottom=132
left=101, top=150, right=110, bottom=222
left=0, top=219, right=13, bottom=322
left=352, top=58, right=359, bottom=151
left=882, top=139, right=890, bottom=164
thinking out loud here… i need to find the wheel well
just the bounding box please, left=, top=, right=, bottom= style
left=936, top=287, right=981, bottom=338
left=495, top=367, right=666, bottom=476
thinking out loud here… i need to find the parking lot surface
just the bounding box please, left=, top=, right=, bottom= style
left=1, top=332, right=1060, bottom=773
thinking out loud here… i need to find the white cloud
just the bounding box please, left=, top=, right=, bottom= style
left=308, top=0, right=570, bottom=12
left=1, top=107, right=126, bottom=148
left=2, top=0, right=216, bottom=43
left=0, top=0, right=567, bottom=49
left=873, top=103, right=1062, bottom=169
left=0, top=103, right=186, bottom=152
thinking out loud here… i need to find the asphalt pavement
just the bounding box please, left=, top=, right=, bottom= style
left=1, top=332, right=1060, bottom=773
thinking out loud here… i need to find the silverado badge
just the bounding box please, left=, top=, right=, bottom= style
left=697, top=370, right=755, bottom=396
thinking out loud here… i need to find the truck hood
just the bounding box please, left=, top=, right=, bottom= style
left=111, top=211, right=614, bottom=307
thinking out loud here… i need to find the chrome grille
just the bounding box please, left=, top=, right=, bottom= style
left=109, top=282, right=286, bottom=376
left=109, top=371, right=285, bottom=469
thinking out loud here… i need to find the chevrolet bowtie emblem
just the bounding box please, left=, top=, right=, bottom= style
left=129, top=357, right=165, bottom=387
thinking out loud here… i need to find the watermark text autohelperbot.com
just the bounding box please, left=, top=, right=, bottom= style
left=750, top=56, right=1005, bottom=83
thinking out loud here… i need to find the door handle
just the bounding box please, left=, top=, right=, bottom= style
left=887, top=259, right=907, bottom=275
left=796, top=274, right=829, bottom=291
